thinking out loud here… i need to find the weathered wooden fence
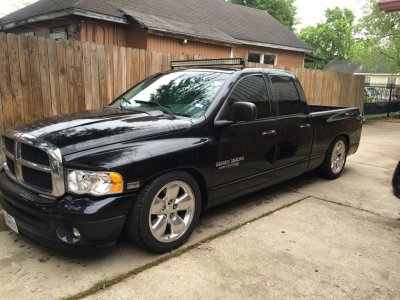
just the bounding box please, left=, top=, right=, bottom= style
left=0, top=33, right=364, bottom=135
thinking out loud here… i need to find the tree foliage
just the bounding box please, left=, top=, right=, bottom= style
left=351, top=0, right=400, bottom=73
left=228, top=0, right=297, bottom=31
left=299, top=7, right=355, bottom=69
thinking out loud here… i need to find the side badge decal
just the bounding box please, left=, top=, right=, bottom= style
left=216, top=156, right=245, bottom=170
left=127, top=181, right=140, bottom=190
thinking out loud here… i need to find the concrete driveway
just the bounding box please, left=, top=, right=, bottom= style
left=0, top=120, right=399, bottom=299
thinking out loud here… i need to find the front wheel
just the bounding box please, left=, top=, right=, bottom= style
left=318, top=136, right=348, bottom=179
left=125, top=171, right=201, bottom=253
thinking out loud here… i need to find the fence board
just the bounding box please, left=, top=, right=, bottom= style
left=73, top=41, right=85, bottom=112
left=126, top=47, right=133, bottom=88
left=132, top=48, right=140, bottom=86
left=90, top=43, right=100, bottom=109
left=0, top=33, right=365, bottom=135
left=113, top=45, right=122, bottom=97
left=82, top=42, right=93, bottom=110
left=145, top=50, right=151, bottom=78
left=65, top=41, right=75, bottom=115
left=104, top=45, right=113, bottom=102
left=38, top=37, right=52, bottom=118
left=27, top=36, right=44, bottom=121
left=97, top=44, right=108, bottom=107
left=17, top=35, right=33, bottom=124
left=139, top=49, right=146, bottom=82
left=120, top=46, right=127, bottom=92
left=0, top=33, right=15, bottom=129
left=56, top=41, right=69, bottom=115
left=7, top=34, right=24, bottom=126
left=47, top=38, right=60, bottom=115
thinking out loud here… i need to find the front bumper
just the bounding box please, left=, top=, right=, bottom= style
left=0, top=171, right=134, bottom=250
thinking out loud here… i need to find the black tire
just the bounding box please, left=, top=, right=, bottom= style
left=125, top=171, right=201, bottom=253
left=392, top=162, right=400, bottom=198
left=318, top=136, right=348, bottom=180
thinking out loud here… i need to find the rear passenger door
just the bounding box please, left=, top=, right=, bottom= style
left=269, top=75, right=313, bottom=175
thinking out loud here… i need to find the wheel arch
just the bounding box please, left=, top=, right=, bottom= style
left=330, top=133, right=350, bottom=152
left=141, top=167, right=209, bottom=213
left=180, top=168, right=209, bottom=212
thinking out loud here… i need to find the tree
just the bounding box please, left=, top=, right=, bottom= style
left=228, top=0, right=297, bottom=31
left=299, top=7, right=355, bottom=69
left=351, top=0, right=400, bottom=73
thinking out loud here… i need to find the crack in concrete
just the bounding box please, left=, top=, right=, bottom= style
left=347, top=160, right=393, bottom=170
left=281, top=188, right=399, bottom=221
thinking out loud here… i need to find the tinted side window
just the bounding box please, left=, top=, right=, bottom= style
left=271, top=75, right=302, bottom=116
left=228, top=75, right=271, bottom=119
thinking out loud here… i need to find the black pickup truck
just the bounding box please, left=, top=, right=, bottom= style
left=0, top=59, right=362, bottom=253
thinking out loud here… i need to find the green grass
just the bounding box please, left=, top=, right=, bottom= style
left=363, top=113, right=400, bottom=121
left=363, top=113, right=389, bottom=121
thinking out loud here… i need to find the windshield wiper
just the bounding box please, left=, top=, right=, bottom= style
left=134, top=100, right=176, bottom=119
left=105, top=98, right=151, bottom=115
left=118, top=97, right=131, bottom=109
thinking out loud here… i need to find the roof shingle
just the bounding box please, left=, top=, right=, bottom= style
left=0, top=0, right=313, bottom=52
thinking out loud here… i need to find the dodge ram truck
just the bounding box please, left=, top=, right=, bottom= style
left=0, top=58, right=362, bottom=253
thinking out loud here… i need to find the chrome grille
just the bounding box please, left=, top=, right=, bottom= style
left=2, top=130, right=65, bottom=198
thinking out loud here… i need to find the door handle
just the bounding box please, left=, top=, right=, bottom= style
left=261, top=130, right=277, bottom=136
left=300, top=124, right=311, bottom=129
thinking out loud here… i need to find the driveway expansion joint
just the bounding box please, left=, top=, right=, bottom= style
left=347, top=160, right=392, bottom=170
left=282, top=188, right=399, bottom=221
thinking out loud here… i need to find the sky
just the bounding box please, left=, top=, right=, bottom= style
left=0, top=0, right=35, bottom=17
left=294, top=0, right=368, bottom=30
left=1, top=0, right=369, bottom=29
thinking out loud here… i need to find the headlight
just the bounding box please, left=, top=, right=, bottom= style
left=67, top=170, right=123, bottom=196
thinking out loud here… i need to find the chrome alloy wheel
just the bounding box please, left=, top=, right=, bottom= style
left=149, top=180, right=195, bottom=243
left=331, top=140, right=346, bottom=174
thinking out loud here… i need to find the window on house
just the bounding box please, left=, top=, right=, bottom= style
left=263, top=55, right=276, bottom=65
left=387, top=76, right=396, bottom=88
left=270, top=75, right=303, bottom=116
left=248, top=53, right=261, bottom=63
left=228, top=75, right=271, bottom=119
left=50, top=27, right=68, bottom=41
left=365, top=76, right=371, bottom=87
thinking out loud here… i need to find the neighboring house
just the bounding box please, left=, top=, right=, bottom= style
left=325, top=60, right=400, bottom=87
left=0, top=0, right=313, bottom=68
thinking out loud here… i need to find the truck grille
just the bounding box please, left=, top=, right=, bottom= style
left=2, top=131, right=65, bottom=198
left=21, top=143, right=51, bottom=166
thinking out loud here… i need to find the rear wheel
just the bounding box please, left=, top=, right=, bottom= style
left=318, top=136, right=348, bottom=179
left=125, top=171, right=201, bottom=253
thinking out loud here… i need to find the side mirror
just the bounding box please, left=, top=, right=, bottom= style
left=230, top=101, right=257, bottom=122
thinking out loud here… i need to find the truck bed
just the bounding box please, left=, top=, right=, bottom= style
left=308, top=104, right=362, bottom=167
left=308, top=104, right=357, bottom=114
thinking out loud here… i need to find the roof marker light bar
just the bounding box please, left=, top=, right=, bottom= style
left=171, top=58, right=245, bottom=70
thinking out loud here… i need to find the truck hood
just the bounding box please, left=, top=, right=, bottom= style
left=13, top=108, right=192, bottom=155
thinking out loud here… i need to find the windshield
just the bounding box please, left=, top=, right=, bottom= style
left=108, top=71, right=230, bottom=118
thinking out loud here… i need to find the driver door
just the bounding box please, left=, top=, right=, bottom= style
left=210, top=74, right=277, bottom=203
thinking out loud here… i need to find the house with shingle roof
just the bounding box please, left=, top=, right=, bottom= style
left=325, top=60, right=400, bottom=87
left=0, top=0, right=313, bottom=67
